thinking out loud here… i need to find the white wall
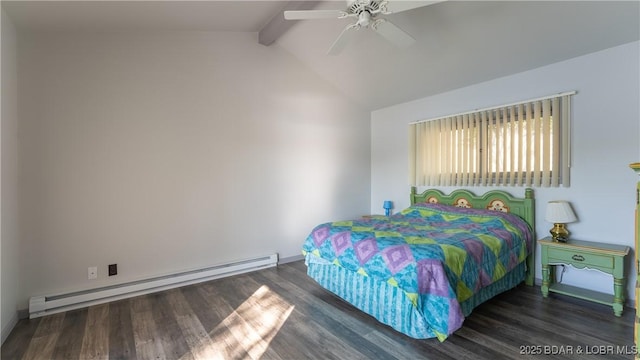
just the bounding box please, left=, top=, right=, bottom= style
left=18, top=31, right=370, bottom=308
left=1, top=8, right=20, bottom=343
left=372, top=41, right=640, bottom=301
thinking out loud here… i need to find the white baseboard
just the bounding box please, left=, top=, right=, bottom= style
left=278, top=254, right=304, bottom=264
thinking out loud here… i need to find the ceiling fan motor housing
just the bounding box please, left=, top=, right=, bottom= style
left=347, top=0, right=382, bottom=15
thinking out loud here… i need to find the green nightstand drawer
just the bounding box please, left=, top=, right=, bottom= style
left=548, top=248, right=613, bottom=269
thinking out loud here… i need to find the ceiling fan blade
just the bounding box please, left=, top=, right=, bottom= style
left=327, top=24, right=358, bottom=55
left=372, top=19, right=415, bottom=48
left=383, top=0, right=445, bottom=14
left=284, top=10, right=344, bottom=20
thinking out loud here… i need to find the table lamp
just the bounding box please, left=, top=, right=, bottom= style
left=545, top=200, right=578, bottom=242
left=383, top=201, right=393, bottom=216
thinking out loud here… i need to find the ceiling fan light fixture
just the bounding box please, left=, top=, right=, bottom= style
left=358, top=11, right=372, bottom=27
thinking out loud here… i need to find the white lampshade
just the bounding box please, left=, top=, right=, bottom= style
left=545, top=201, right=578, bottom=223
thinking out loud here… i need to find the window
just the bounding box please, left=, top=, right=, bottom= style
left=408, top=92, right=574, bottom=187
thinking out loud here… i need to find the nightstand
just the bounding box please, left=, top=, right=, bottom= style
left=539, top=237, right=630, bottom=316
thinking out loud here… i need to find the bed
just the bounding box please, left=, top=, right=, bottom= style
left=301, top=187, right=535, bottom=341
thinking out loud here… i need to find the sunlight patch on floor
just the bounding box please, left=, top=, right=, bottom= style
left=185, top=284, right=294, bottom=360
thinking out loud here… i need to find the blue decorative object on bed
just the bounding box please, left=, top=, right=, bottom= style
left=302, top=188, right=535, bottom=341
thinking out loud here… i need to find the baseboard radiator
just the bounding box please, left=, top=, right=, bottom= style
left=29, top=253, right=278, bottom=318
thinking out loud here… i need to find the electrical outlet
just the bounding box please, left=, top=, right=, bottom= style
left=88, top=266, right=98, bottom=280
left=108, top=264, right=117, bottom=276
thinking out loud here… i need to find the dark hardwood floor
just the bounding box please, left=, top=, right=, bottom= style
left=2, top=261, right=635, bottom=359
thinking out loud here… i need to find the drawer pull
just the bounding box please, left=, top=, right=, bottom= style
left=571, top=254, right=585, bottom=261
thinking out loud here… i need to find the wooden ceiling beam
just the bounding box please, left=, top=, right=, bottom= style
left=258, top=1, right=323, bottom=46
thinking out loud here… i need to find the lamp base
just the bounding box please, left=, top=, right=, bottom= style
left=549, top=223, right=570, bottom=242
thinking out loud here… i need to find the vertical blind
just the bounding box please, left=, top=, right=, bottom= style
left=408, top=92, right=574, bottom=187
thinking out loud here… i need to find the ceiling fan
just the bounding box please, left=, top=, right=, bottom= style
left=284, top=0, right=443, bottom=55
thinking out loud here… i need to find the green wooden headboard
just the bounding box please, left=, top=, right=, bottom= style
left=410, top=187, right=536, bottom=286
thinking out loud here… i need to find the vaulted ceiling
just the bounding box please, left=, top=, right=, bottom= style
left=3, top=1, right=639, bottom=111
